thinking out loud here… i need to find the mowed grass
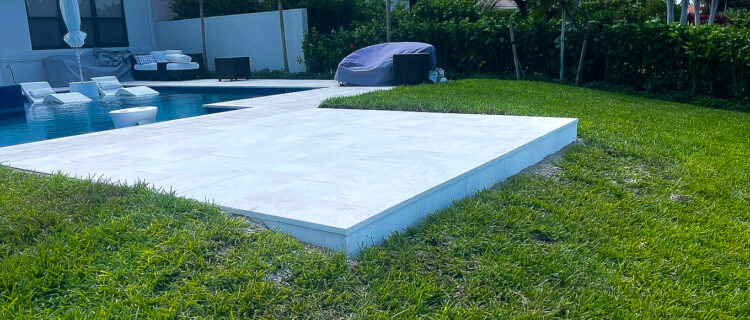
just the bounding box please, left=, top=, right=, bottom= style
left=2, top=79, right=749, bottom=318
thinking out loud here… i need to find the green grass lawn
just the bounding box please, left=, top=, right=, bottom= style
left=2, top=79, right=749, bottom=318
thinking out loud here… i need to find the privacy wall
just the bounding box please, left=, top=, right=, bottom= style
left=155, top=9, right=308, bottom=72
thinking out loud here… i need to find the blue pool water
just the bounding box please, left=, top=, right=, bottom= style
left=0, top=87, right=308, bottom=147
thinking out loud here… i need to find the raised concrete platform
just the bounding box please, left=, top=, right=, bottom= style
left=0, top=81, right=577, bottom=255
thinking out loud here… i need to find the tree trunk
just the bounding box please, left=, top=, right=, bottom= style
left=199, top=0, right=208, bottom=75
left=694, top=0, right=701, bottom=25
left=708, top=0, right=719, bottom=25
left=278, top=0, right=289, bottom=72
left=680, top=0, right=689, bottom=24
left=386, top=0, right=392, bottom=42
left=560, top=2, right=566, bottom=80
left=666, top=0, right=674, bottom=23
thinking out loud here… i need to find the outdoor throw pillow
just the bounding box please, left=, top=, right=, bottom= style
left=164, top=54, right=192, bottom=63
left=134, top=54, right=156, bottom=65
left=150, top=51, right=168, bottom=63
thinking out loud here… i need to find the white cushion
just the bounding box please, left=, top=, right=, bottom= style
left=29, top=88, right=56, bottom=98
left=164, top=54, right=192, bottom=63
left=134, top=62, right=157, bottom=71
left=164, top=49, right=183, bottom=55
left=166, top=62, right=200, bottom=70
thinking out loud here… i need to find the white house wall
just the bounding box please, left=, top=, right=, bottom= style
left=0, top=0, right=157, bottom=86
left=155, top=9, right=309, bottom=72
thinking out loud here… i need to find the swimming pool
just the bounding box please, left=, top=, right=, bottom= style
left=0, top=87, right=309, bottom=147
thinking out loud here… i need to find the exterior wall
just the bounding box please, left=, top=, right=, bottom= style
left=0, top=0, right=158, bottom=86
left=154, top=9, right=308, bottom=72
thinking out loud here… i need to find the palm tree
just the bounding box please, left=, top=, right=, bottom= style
left=680, top=0, right=689, bottom=24
left=199, top=0, right=208, bottom=75
left=667, top=0, right=674, bottom=23
left=708, top=0, right=719, bottom=24
left=278, top=0, right=290, bottom=72
left=695, top=0, right=701, bottom=25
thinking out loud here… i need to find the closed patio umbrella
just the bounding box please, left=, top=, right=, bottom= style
left=59, top=0, right=87, bottom=82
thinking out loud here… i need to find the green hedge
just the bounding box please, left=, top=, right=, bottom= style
left=304, top=8, right=750, bottom=104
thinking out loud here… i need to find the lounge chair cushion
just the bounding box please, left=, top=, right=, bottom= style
left=166, top=62, right=200, bottom=70
left=133, top=62, right=199, bottom=71
left=164, top=54, right=192, bottom=63
left=150, top=50, right=184, bottom=63
left=134, top=63, right=157, bottom=71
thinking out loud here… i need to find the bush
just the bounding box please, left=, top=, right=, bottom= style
left=726, top=8, right=750, bottom=27
left=303, top=0, right=750, bottom=105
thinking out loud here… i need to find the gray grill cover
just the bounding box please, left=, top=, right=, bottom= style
left=334, top=42, right=436, bottom=86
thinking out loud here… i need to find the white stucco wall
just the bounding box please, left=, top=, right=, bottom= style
left=0, top=0, right=158, bottom=86
left=155, top=9, right=308, bottom=72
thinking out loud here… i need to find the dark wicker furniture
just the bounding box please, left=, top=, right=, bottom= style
left=131, top=53, right=204, bottom=81
left=215, top=57, right=251, bottom=81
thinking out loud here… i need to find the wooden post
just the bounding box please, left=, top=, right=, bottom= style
left=508, top=21, right=523, bottom=80
left=575, top=22, right=591, bottom=86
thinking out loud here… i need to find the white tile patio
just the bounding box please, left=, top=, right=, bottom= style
left=0, top=80, right=578, bottom=255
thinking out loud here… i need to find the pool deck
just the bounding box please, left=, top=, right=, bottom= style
left=0, top=79, right=578, bottom=255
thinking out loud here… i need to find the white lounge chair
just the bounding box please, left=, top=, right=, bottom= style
left=91, top=76, right=159, bottom=97
left=19, top=82, right=92, bottom=105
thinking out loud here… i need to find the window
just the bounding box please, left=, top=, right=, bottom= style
left=25, top=0, right=128, bottom=50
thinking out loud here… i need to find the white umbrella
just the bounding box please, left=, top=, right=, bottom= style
left=59, top=0, right=87, bottom=82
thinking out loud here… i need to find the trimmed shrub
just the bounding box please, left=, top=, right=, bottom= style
left=303, top=1, right=750, bottom=105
